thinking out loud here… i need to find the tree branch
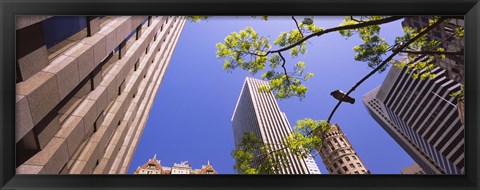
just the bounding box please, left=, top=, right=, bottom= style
left=270, top=16, right=404, bottom=54
left=292, top=16, right=304, bottom=37
left=278, top=52, right=291, bottom=85
left=399, top=50, right=464, bottom=56
left=350, top=16, right=364, bottom=23
left=326, top=17, right=448, bottom=123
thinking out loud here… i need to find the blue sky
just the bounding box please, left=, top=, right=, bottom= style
left=128, top=16, right=415, bottom=174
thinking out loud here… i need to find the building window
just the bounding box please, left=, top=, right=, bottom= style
left=357, top=163, right=362, bottom=167
left=354, top=171, right=360, bottom=174
left=350, top=163, right=355, bottom=169
left=338, top=159, right=344, bottom=164
left=352, top=156, right=357, bottom=160
left=333, top=163, right=338, bottom=168
left=343, top=166, right=348, bottom=172
left=43, top=16, right=87, bottom=49
left=345, top=157, right=351, bottom=161
left=361, top=170, right=366, bottom=173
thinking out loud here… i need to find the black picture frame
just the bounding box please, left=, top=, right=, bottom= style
left=1, top=0, right=479, bottom=190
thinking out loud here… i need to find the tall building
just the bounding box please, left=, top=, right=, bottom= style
left=363, top=64, right=464, bottom=174
left=401, top=163, right=426, bottom=174
left=133, top=155, right=217, bottom=174
left=402, top=16, right=464, bottom=85
left=15, top=16, right=186, bottom=174
left=231, top=77, right=320, bottom=174
left=402, top=16, right=465, bottom=124
left=317, top=124, right=370, bottom=174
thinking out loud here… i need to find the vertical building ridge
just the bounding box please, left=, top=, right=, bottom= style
left=232, top=77, right=320, bottom=174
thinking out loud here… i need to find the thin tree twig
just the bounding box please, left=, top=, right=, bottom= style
left=292, top=16, right=304, bottom=37
left=278, top=52, right=291, bottom=85
left=269, top=16, right=405, bottom=54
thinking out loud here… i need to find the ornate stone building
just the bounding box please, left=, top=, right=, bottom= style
left=318, top=124, right=370, bottom=174
left=133, top=155, right=218, bottom=174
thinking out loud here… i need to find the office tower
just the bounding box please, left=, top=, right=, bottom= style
left=231, top=77, right=320, bottom=174
left=305, top=156, right=321, bottom=174
left=133, top=155, right=217, bottom=174
left=15, top=16, right=186, bottom=174
left=402, top=16, right=465, bottom=124
left=402, top=16, right=464, bottom=85
left=401, top=163, right=426, bottom=174
left=363, top=64, right=464, bottom=174
left=318, top=124, right=370, bottom=174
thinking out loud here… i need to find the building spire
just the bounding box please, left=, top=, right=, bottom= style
left=207, top=160, right=210, bottom=165
left=153, top=154, right=157, bottom=160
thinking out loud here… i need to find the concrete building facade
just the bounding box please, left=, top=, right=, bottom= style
left=133, top=155, right=217, bottom=174
left=15, top=16, right=186, bottom=174
left=363, top=64, right=464, bottom=174
left=317, top=124, right=370, bottom=174
left=231, top=77, right=320, bottom=174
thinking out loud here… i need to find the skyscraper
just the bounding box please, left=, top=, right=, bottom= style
left=402, top=16, right=464, bottom=84
left=402, top=16, right=465, bottom=124
left=15, top=16, right=186, bottom=174
left=363, top=63, right=464, bottom=174
left=317, top=124, right=370, bottom=174
left=231, top=77, right=320, bottom=174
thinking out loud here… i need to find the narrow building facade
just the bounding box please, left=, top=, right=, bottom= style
left=231, top=77, right=320, bottom=174
left=15, top=16, right=186, bottom=174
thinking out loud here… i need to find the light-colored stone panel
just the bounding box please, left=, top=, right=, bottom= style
left=63, top=42, right=94, bottom=80
left=56, top=116, right=85, bottom=157
left=17, top=71, right=60, bottom=125
left=37, top=116, right=60, bottom=149
left=24, top=137, right=69, bottom=174
left=69, top=160, right=87, bottom=174
left=115, top=17, right=132, bottom=46
left=92, top=158, right=109, bottom=174
left=99, top=74, right=118, bottom=103
left=16, top=164, right=46, bottom=174
left=77, top=141, right=100, bottom=162
left=85, top=85, right=108, bottom=114
left=92, top=69, right=102, bottom=89
left=16, top=16, right=48, bottom=30
left=71, top=99, right=97, bottom=134
left=15, top=95, right=34, bottom=143
left=89, top=17, right=101, bottom=36
left=82, top=34, right=107, bottom=67
left=98, top=25, right=117, bottom=53
left=43, top=55, right=80, bottom=99
left=17, top=46, right=49, bottom=81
